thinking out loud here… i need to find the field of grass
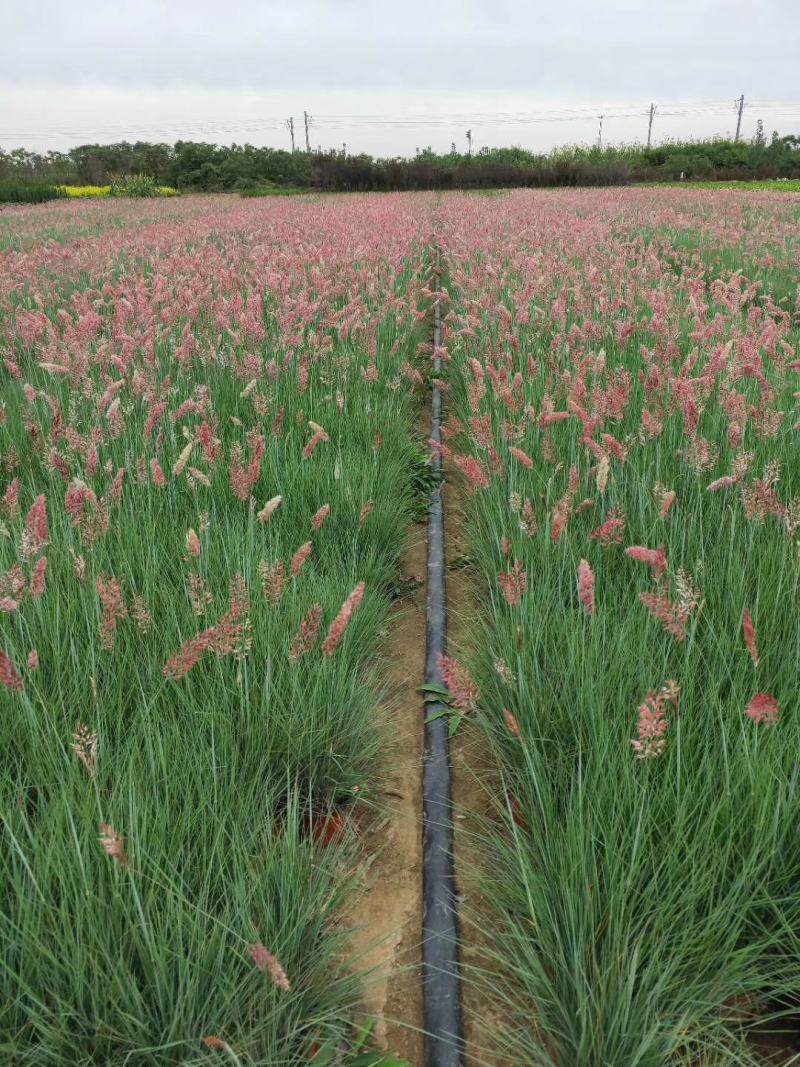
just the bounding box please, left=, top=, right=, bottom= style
left=437, top=188, right=800, bottom=1064
left=0, top=194, right=431, bottom=1065
left=1, top=188, right=799, bottom=1065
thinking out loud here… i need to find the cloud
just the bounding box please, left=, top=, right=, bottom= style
left=2, top=0, right=798, bottom=96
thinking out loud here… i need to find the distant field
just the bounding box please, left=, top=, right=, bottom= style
left=644, top=179, right=800, bottom=191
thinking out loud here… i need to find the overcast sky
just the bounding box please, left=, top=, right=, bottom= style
left=2, top=0, right=799, bottom=155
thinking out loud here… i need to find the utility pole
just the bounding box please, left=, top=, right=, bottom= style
left=647, top=103, right=656, bottom=148
left=466, top=129, right=473, bottom=157
left=734, top=94, right=745, bottom=141
left=285, top=117, right=295, bottom=152
left=303, top=111, right=312, bottom=152
left=598, top=114, right=604, bottom=150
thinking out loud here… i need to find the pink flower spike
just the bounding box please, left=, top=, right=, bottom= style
left=631, top=682, right=678, bottom=758
left=290, top=541, right=313, bottom=577
left=625, top=544, right=667, bottom=578
left=498, top=560, right=527, bottom=606
left=742, top=609, right=759, bottom=665
left=745, top=692, right=778, bottom=727
left=311, top=504, right=330, bottom=530
left=577, top=559, right=595, bottom=615
left=186, top=529, right=201, bottom=558
left=454, top=453, right=490, bottom=491
left=658, top=490, right=676, bottom=520
left=150, top=458, right=167, bottom=488
left=302, top=429, right=326, bottom=460
left=289, top=603, right=323, bottom=663
left=98, top=823, right=128, bottom=868
left=358, top=500, right=373, bottom=528
left=321, top=582, right=365, bottom=656
left=30, top=556, right=48, bottom=598
left=250, top=944, right=291, bottom=992
left=508, top=446, right=534, bottom=470
left=437, top=653, right=479, bottom=713
left=25, top=494, right=49, bottom=550
left=503, top=708, right=521, bottom=738
left=707, top=476, right=738, bottom=492
left=589, top=508, right=626, bottom=547
left=0, top=649, right=24, bottom=693
left=257, top=496, right=282, bottom=523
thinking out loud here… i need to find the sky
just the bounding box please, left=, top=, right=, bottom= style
left=2, top=0, right=799, bottom=156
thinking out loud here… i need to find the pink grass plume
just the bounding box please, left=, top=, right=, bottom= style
left=257, top=495, right=282, bottom=523
left=508, top=446, right=534, bottom=470
left=577, top=559, right=595, bottom=615
left=742, top=609, right=759, bottom=665
left=358, top=500, right=374, bottom=528
left=250, top=944, right=291, bottom=992
left=322, top=582, right=365, bottom=656
left=437, top=652, right=479, bottom=713
left=289, top=603, right=323, bottom=663
left=186, top=529, right=201, bottom=558
left=498, top=559, right=527, bottom=606
left=503, top=708, right=521, bottom=738
left=29, top=556, right=48, bottom=598
left=625, top=543, right=667, bottom=578
left=707, top=475, right=738, bottom=492
left=589, top=507, right=626, bottom=547
left=631, top=681, right=679, bottom=758
left=311, top=504, right=330, bottom=530
left=0, top=649, right=24, bottom=693
left=25, top=494, right=49, bottom=550
left=745, top=692, right=778, bottom=726
left=290, top=541, right=313, bottom=577
left=98, top=823, right=128, bottom=868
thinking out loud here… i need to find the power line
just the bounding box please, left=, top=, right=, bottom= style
left=2, top=97, right=799, bottom=148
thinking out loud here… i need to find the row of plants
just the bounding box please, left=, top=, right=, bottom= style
left=2, top=133, right=799, bottom=194
left=1, top=175, right=177, bottom=203
left=59, top=180, right=178, bottom=198
left=0, top=179, right=66, bottom=204
left=0, top=194, right=431, bottom=1063
left=436, top=189, right=800, bottom=1064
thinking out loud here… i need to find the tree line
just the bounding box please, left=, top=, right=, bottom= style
left=1, top=131, right=799, bottom=193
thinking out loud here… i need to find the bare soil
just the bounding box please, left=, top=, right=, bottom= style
left=345, top=520, right=427, bottom=1063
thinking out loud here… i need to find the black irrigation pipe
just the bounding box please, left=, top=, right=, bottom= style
left=422, top=247, right=465, bottom=1067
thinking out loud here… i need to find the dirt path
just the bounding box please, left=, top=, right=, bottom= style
left=346, top=519, right=426, bottom=1063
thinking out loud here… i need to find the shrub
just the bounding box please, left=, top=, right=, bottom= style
left=109, top=173, right=159, bottom=198
left=0, top=181, right=65, bottom=204
left=57, top=181, right=175, bottom=199
left=59, top=185, right=110, bottom=198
